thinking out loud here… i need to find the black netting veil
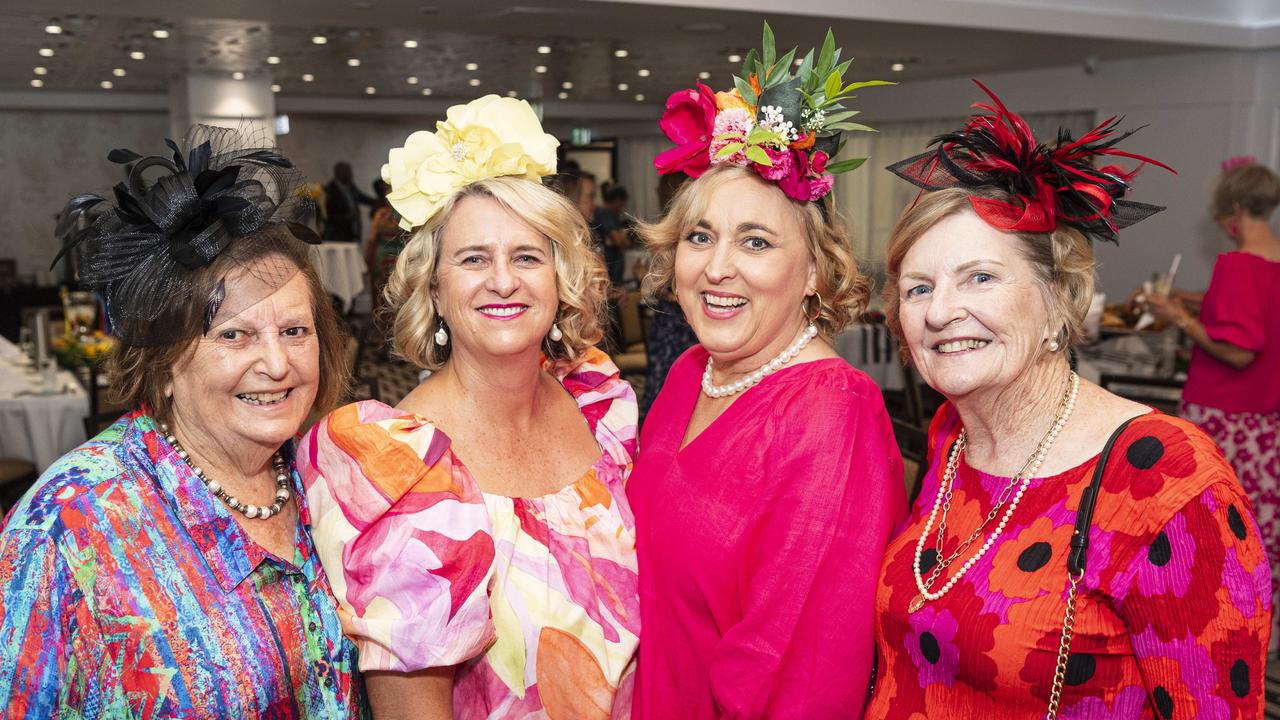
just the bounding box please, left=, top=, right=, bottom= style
left=53, top=124, right=321, bottom=346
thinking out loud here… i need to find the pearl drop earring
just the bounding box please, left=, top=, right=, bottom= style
left=433, top=323, right=448, bottom=346
left=548, top=323, right=563, bottom=342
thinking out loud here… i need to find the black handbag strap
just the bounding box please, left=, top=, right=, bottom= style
left=1066, top=416, right=1141, bottom=576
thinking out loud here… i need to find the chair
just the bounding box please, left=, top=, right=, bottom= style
left=0, top=458, right=38, bottom=513
left=893, top=417, right=929, bottom=503
left=614, top=290, right=649, bottom=380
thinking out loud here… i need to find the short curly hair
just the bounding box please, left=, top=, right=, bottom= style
left=1212, top=163, right=1280, bottom=221
left=883, top=187, right=1096, bottom=355
left=637, top=164, right=870, bottom=340
left=384, top=176, right=608, bottom=370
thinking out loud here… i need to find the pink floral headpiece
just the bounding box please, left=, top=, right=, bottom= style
left=654, top=23, right=892, bottom=203
left=1221, top=155, right=1258, bottom=172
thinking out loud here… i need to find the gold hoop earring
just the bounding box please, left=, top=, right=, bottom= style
left=803, top=295, right=822, bottom=324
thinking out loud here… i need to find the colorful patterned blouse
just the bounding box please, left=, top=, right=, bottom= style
left=0, top=409, right=367, bottom=719
left=300, top=348, right=640, bottom=719
left=869, top=405, right=1271, bottom=719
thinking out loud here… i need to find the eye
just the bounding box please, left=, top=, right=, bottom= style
left=905, top=284, right=931, bottom=299
left=283, top=326, right=310, bottom=338
left=972, top=271, right=994, bottom=284
left=514, top=253, right=543, bottom=266
left=743, top=236, right=772, bottom=251
left=685, top=231, right=712, bottom=246
left=461, top=255, right=486, bottom=266
left=219, top=329, right=242, bottom=341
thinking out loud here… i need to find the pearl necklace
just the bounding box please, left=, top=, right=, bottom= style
left=909, top=371, right=1079, bottom=613
left=158, top=421, right=293, bottom=521
left=701, top=323, right=818, bottom=398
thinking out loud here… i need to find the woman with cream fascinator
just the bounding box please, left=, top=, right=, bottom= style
left=299, top=95, right=640, bottom=719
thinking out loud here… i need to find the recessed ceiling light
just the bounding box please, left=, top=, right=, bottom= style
left=561, top=81, right=573, bottom=89
left=637, top=68, right=650, bottom=77
left=614, top=49, right=628, bottom=58
left=100, top=80, right=114, bottom=89
left=506, top=90, right=517, bottom=97
left=406, top=76, right=418, bottom=84
left=697, top=71, right=710, bottom=79
left=113, top=68, right=127, bottom=77
left=635, top=93, right=645, bottom=102
left=728, top=54, right=741, bottom=63
left=45, top=24, right=63, bottom=35
left=421, top=87, right=432, bottom=95
left=404, top=39, right=419, bottom=48
left=347, top=58, right=361, bottom=67
left=617, top=82, right=628, bottom=91
left=33, top=67, right=48, bottom=76
left=465, top=62, right=478, bottom=71
left=311, top=35, right=327, bottom=45
left=365, top=86, right=376, bottom=94
left=267, top=55, right=280, bottom=64
left=271, top=83, right=281, bottom=92
left=557, top=91, right=568, bottom=99
left=30, top=79, right=44, bottom=88
left=232, top=71, right=244, bottom=80
left=38, top=48, right=54, bottom=58
left=302, top=73, right=315, bottom=82
left=537, top=45, right=551, bottom=54
left=891, top=62, right=905, bottom=72
left=130, top=50, right=145, bottom=60
left=534, top=65, right=547, bottom=74
left=152, top=29, right=169, bottom=39
left=469, top=78, right=481, bottom=86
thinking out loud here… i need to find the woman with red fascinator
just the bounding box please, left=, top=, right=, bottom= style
left=868, top=83, right=1270, bottom=718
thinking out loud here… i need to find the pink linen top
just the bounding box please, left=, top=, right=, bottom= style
left=1182, top=251, right=1280, bottom=413
left=299, top=348, right=640, bottom=719
left=628, top=346, right=907, bottom=720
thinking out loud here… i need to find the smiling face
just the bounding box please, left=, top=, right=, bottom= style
left=167, top=259, right=319, bottom=456
left=896, top=210, right=1055, bottom=401
left=673, top=173, right=816, bottom=370
left=434, top=194, right=559, bottom=363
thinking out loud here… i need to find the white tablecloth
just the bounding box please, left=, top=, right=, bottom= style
left=834, top=323, right=905, bottom=392
left=0, top=353, right=89, bottom=472
left=309, top=242, right=367, bottom=312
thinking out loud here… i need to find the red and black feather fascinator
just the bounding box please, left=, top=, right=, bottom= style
left=887, top=80, right=1175, bottom=243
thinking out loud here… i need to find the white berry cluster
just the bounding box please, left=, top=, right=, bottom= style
left=801, top=106, right=826, bottom=133
left=759, top=104, right=799, bottom=143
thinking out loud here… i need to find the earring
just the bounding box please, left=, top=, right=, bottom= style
left=548, top=323, right=564, bottom=342
left=1047, top=340, right=1061, bottom=352
left=433, top=322, right=448, bottom=346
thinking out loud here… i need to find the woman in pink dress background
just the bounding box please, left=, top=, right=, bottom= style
left=628, top=27, right=905, bottom=716
left=1145, top=159, right=1280, bottom=648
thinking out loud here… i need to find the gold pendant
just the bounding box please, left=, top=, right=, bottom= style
left=909, top=594, right=925, bottom=613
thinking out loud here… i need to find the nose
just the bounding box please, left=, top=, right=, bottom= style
left=255, top=333, right=290, bottom=379
left=486, top=257, right=519, bottom=297
left=923, top=282, right=966, bottom=331
left=703, top=239, right=737, bottom=284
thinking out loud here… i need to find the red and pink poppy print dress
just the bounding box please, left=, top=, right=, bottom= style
left=869, top=405, right=1272, bottom=719
left=299, top=348, right=640, bottom=719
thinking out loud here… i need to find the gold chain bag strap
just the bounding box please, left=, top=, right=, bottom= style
left=1046, top=417, right=1139, bottom=719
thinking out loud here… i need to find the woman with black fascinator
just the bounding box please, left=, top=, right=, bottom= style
left=0, top=126, right=366, bottom=717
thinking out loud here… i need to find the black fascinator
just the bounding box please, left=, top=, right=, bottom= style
left=53, top=124, right=320, bottom=346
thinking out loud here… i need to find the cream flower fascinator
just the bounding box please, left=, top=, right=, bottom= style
left=382, top=94, right=560, bottom=229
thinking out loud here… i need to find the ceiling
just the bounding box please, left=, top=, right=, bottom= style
left=0, top=1, right=1232, bottom=107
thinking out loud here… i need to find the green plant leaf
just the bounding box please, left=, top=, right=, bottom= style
left=733, top=76, right=757, bottom=105
left=823, top=110, right=861, bottom=124
left=842, top=80, right=896, bottom=93
left=740, top=49, right=761, bottom=81
left=816, top=29, right=835, bottom=77
left=830, top=122, right=878, bottom=132
left=747, top=126, right=782, bottom=144
left=713, top=132, right=743, bottom=142
left=824, top=70, right=842, bottom=100
left=825, top=157, right=868, bottom=173
left=796, top=49, right=815, bottom=84
left=834, top=59, right=853, bottom=78
left=769, top=48, right=797, bottom=85
left=745, top=145, right=773, bottom=166
left=715, top=142, right=745, bottom=158
left=762, top=22, right=776, bottom=68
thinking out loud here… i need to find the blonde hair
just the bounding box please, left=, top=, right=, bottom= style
left=882, top=187, right=1096, bottom=354
left=637, top=164, right=870, bottom=339
left=385, top=177, right=607, bottom=370
left=1212, top=163, right=1280, bottom=220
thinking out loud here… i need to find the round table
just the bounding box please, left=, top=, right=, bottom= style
left=0, top=351, right=89, bottom=473
left=309, top=242, right=367, bottom=312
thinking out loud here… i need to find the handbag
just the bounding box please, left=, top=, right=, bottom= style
left=1046, top=416, right=1139, bottom=719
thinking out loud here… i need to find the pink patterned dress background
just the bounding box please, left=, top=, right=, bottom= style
left=299, top=348, right=640, bottom=719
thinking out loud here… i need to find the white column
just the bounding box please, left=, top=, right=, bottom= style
left=169, top=72, right=276, bottom=143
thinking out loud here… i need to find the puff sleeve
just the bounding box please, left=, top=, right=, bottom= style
left=299, top=401, right=497, bottom=672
